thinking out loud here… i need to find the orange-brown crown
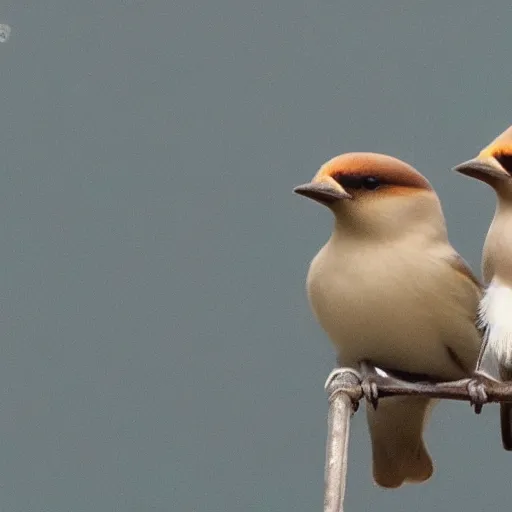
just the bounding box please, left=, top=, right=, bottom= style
left=313, top=152, right=432, bottom=193
left=478, top=125, right=512, bottom=161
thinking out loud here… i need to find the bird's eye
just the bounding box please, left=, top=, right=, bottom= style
left=496, top=153, right=512, bottom=175
left=362, top=176, right=380, bottom=190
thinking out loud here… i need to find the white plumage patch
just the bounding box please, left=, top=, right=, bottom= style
left=479, top=280, right=512, bottom=368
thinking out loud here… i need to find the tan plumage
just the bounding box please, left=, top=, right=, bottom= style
left=453, top=126, right=512, bottom=450
left=295, top=152, right=482, bottom=487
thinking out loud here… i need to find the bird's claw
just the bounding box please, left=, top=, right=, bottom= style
left=357, top=361, right=383, bottom=410
left=361, top=376, right=379, bottom=410
left=467, top=375, right=491, bottom=414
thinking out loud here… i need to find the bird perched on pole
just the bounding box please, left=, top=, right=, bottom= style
left=453, top=126, right=512, bottom=451
left=294, top=152, right=482, bottom=488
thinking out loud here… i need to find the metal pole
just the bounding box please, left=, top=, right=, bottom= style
left=323, top=369, right=362, bottom=512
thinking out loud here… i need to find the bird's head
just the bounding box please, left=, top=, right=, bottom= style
left=294, top=152, right=441, bottom=239
left=453, top=126, right=512, bottom=197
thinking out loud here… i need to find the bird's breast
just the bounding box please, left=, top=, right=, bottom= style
left=483, top=215, right=512, bottom=285
left=306, top=239, right=477, bottom=379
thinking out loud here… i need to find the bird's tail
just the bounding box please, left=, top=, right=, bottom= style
left=367, top=396, right=434, bottom=488
left=500, top=403, right=512, bottom=450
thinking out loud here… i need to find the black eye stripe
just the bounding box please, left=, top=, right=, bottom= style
left=335, top=175, right=364, bottom=189
left=495, top=154, right=512, bottom=175
left=334, top=174, right=384, bottom=190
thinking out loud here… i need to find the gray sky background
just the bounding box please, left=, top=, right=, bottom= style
left=0, top=1, right=511, bottom=511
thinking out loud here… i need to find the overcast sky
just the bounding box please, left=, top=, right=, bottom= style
left=1, top=1, right=511, bottom=511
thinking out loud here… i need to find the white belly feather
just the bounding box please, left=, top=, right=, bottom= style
left=479, top=279, right=512, bottom=368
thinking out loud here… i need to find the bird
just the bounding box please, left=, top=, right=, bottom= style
left=294, top=152, right=483, bottom=488
left=453, top=125, right=512, bottom=451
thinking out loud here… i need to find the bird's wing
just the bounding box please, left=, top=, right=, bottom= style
left=433, top=251, right=483, bottom=375
left=447, top=252, right=482, bottom=292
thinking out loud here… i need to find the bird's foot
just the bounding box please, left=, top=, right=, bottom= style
left=361, top=376, right=379, bottom=410
left=359, top=361, right=381, bottom=410
left=467, top=373, right=496, bottom=414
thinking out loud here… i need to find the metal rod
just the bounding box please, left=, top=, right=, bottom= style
left=372, top=375, right=512, bottom=403
left=323, top=369, right=362, bottom=512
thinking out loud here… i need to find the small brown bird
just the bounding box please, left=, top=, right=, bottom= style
left=295, top=152, right=482, bottom=488
left=453, top=125, right=512, bottom=450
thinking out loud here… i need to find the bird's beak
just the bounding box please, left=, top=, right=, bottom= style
left=452, top=157, right=510, bottom=183
left=293, top=182, right=352, bottom=205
